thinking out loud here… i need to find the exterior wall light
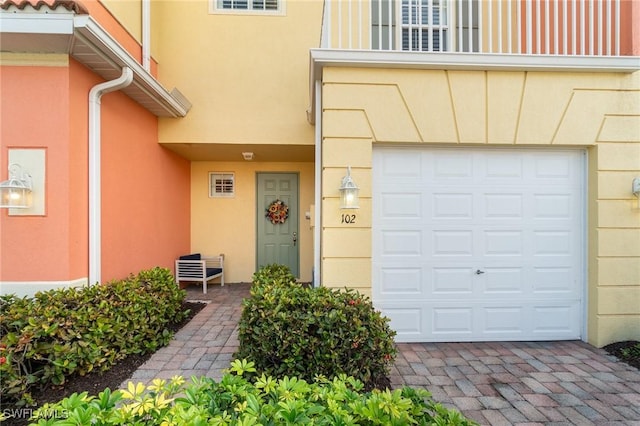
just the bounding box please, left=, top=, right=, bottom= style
left=633, top=177, right=640, bottom=208
left=339, top=166, right=359, bottom=209
left=0, top=164, right=32, bottom=209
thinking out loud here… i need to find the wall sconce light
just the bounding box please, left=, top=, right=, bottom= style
left=633, top=177, right=640, bottom=208
left=242, top=152, right=254, bottom=161
left=0, top=164, right=32, bottom=209
left=339, top=166, right=359, bottom=209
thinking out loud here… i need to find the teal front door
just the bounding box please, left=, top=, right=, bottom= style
left=256, top=173, right=299, bottom=277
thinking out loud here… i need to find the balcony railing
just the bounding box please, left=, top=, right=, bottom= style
left=321, top=0, right=635, bottom=56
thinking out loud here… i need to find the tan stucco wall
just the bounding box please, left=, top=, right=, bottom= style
left=191, top=161, right=315, bottom=283
left=153, top=0, right=322, bottom=146
left=321, top=67, right=640, bottom=347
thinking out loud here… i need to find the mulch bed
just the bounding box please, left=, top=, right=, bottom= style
left=1, top=301, right=206, bottom=426
left=603, top=340, right=640, bottom=370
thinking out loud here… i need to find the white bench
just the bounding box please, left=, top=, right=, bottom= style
left=175, top=253, right=224, bottom=294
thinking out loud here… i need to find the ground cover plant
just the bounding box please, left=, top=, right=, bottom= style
left=0, top=267, right=191, bottom=411
left=235, top=264, right=397, bottom=391
left=24, top=360, right=477, bottom=425
left=604, top=340, right=640, bottom=370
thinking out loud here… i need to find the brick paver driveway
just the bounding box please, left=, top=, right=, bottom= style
left=128, top=284, right=640, bottom=425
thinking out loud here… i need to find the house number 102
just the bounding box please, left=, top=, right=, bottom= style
left=341, top=213, right=356, bottom=224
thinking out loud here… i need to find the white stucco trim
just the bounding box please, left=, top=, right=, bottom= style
left=0, top=278, right=88, bottom=297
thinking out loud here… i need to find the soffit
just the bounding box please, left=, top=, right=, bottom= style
left=161, top=143, right=315, bottom=163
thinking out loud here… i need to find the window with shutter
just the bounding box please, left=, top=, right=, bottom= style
left=401, top=0, right=449, bottom=51
left=209, top=173, right=235, bottom=198
left=212, top=0, right=282, bottom=14
left=371, top=0, right=449, bottom=52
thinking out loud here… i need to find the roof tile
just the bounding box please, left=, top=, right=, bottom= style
left=0, top=0, right=88, bottom=14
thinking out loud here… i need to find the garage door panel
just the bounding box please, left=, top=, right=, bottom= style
left=532, top=267, right=576, bottom=293
left=377, top=300, right=582, bottom=342
left=378, top=305, right=425, bottom=338
left=483, top=230, right=524, bottom=256
left=432, top=230, right=474, bottom=256
left=432, top=153, right=474, bottom=179
left=432, top=267, right=474, bottom=293
left=378, top=151, right=423, bottom=181
left=483, top=267, right=525, bottom=293
left=533, top=194, right=573, bottom=218
left=533, top=231, right=573, bottom=255
left=379, top=192, right=423, bottom=218
left=483, top=193, right=524, bottom=219
left=433, top=193, right=474, bottom=219
left=483, top=154, right=525, bottom=179
left=378, top=267, right=423, bottom=295
left=373, top=147, right=585, bottom=342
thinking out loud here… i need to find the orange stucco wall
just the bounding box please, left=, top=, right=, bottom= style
left=1, top=59, right=190, bottom=287
left=100, top=86, right=191, bottom=281
left=0, top=65, right=73, bottom=281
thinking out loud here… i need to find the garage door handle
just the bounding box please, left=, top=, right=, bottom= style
left=475, top=269, right=485, bottom=275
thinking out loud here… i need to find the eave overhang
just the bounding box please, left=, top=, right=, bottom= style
left=308, top=48, right=640, bottom=124
left=0, top=5, right=191, bottom=118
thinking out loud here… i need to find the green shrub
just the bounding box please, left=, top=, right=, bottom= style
left=251, top=263, right=297, bottom=287
left=0, top=267, right=188, bottom=407
left=235, top=265, right=397, bottom=390
left=21, top=361, right=476, bottom=425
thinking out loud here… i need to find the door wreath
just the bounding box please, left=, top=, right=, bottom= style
left=266, top=199, right=289, bottom=224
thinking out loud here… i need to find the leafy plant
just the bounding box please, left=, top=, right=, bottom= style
left=621, top=342, right=640, bottom=360
left=236, top=264, right=397, bottom=390
left=23, top=367, right=476, bottom=425
left=0, top=267, right=189, bottom=407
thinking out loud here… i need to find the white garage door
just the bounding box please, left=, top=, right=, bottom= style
left=372, top=147, right=585, bottom=342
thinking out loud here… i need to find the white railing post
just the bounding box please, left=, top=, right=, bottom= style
left=338, top=0, right=342, bottom=48
left=507, top=0, right=512, bottom=53
left=563, top=0, right=568, bottom=54
left=321, top=0, right=623, bottom=57
left=615, top=0, right=620, bottom=55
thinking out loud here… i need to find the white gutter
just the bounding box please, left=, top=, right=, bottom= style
left=74, top=15, right=191, bottom=117
left=142, top=0, right=151, bottom=72
left=88, top=67, right=134, bottom=285
left=313, top=79, right=322, bottom=287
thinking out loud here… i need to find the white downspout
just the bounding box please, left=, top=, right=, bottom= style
left=142, top=0, right=151, bottom=72
left=88, top=67, right=134, bottom=285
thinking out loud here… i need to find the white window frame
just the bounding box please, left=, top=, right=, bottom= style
left=397, top=0, right=450, bottom=52
left=209, top=172, right=236, bottom=198
left=209, top=0, right=285, bottom=16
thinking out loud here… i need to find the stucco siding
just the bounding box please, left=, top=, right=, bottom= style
left=0, top=63, right=73, bottom=282
left=154, top=0, right=321, bottom=147
left=320, top=67, right=640, bottom=347
left=0, top=56, right=191, bottom=295
left=190, top=161, right=314, bottom=283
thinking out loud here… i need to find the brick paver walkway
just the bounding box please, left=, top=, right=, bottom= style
left=126, top=283, right=640, bottom=425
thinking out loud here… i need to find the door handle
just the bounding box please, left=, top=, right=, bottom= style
left=475, top=269, right=485, bottom=275
left=293, top=232, right=297, bottom=246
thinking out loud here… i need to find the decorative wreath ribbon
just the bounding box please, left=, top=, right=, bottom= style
left=266, top=199, right=289, bottom=224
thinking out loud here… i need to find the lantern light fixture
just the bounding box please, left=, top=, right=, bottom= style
left=0, top=164, right=32, bottom=209
left=339, top=166, right=359, bottom=209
